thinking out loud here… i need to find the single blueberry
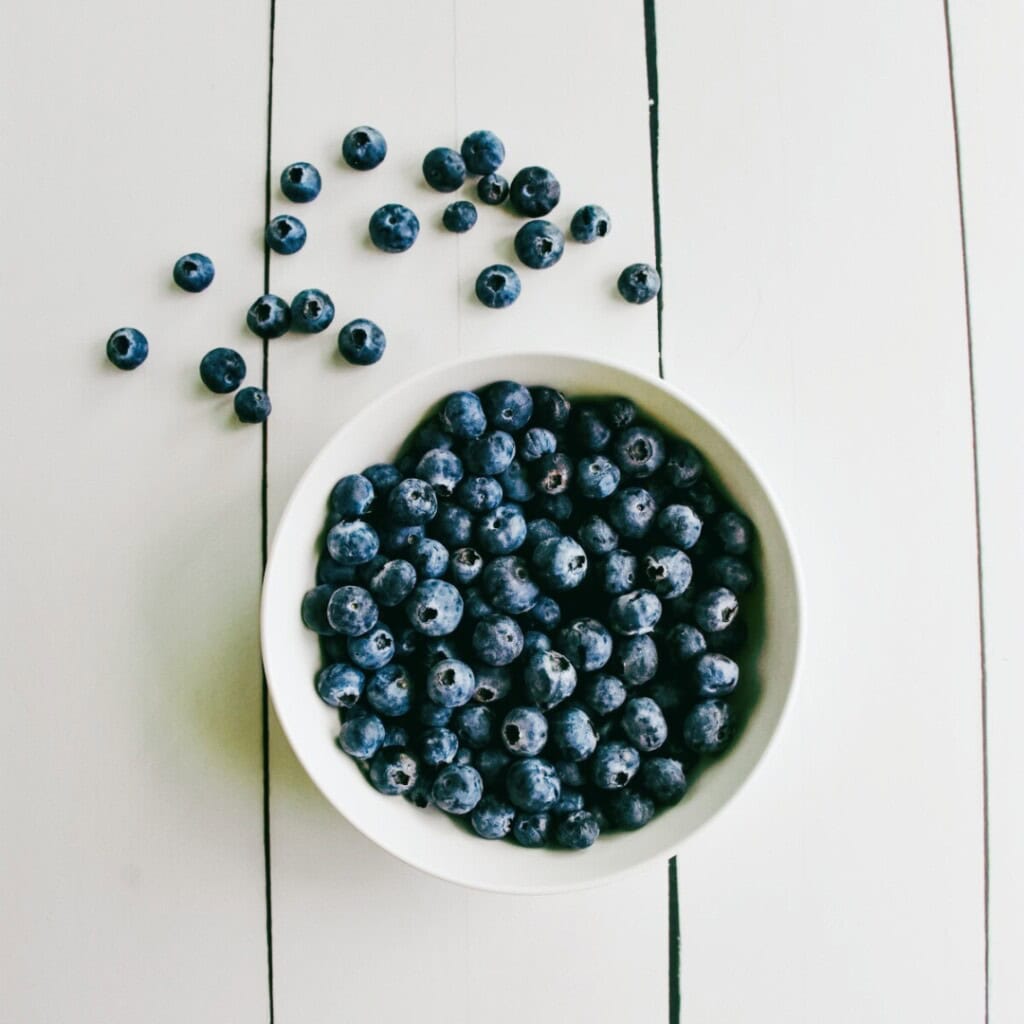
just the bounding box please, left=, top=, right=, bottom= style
left=461, top=129, right=506, bottom=175
left=617, top=262, right=661, bottom=304
left=342, top=125, right=387, bottom=170
left=442, top=199, right=478, bottom=233
left=510, top=166, right=561, bottom=216
left=366, top=663, right=413, bottom=717
left=472, top=614, right=524, bottom=666
left=425, top=657, right=476, bottom=708
left=364, top=553, right=417, bottom=603
left=422, top=146, right=467, bottom=192
left=246, top=294, right=291, bottom=338
left=280, top=161, right=321, bottom=202
left=199, top=347, right=246, bottom=393
left=464, top=430, right=516, bottom=475
left=477, top=173, right=509, bottom=205
left=514, top=220, right=565, bottom=270
left=439, top=391, right=487, bottom=440
left=520, top=427, right=558, bottom=463
left=555, top=810, right=600, bottom=849
left=552, top=788, right=586, bottom=818
left=602, top=549, right=639, bottom=595
left=290, top=288, right=335, bottom=333
left=527, top=595, right=562, bottom=631
left=379, top=522, right=426, bottom=556
left=506, top=758, right=561, bottom=812
left=326, top=519, right=380, bottom=565
left=613, top=424, right=667, bottom=478
left=532, top=536, right=588, bottom=591
left=523, top=648, right=578, bottom=709
left=513, top=811, right=551, bottom=848
left=715, top=511, right=753, bottom=555
left=431, top=764, right=484, bottom=815
left=448, top=546, right=484, bottom=586
left=315, top=662, right=365, bottom=708
left=173, top=252, right=215, bottom=292
left=577, top=454, right=621, bottom=500
left=498, top=461, right=535, bottom=502
left=106, top=327, right=149, bottom=370
left=368, top=203, right=420, bottom=253
left=523, top=517, right=561, bottom=552
left=454, top=747, right=474, bottom=767
left=368, top=747, right=418, bottom=795
left=456, top=475, right=503, bottom=512
left=581, top=673, right=627, bottom=716
left=666, top=622, right=707, bottom=664
left=363, top=462, right=402, bottom=496
left=430, top=504, right=474, bottom=548
left=234, top=387, right=272, bottom=423
left=607, top=589, right=662, bottom=636
left=471, top=795, right=516, bottom=840
left=621, top=696, right=668, bottom=752
left=605, top=789, right=655, bottom=831
left=471, top=665, right=513, bottom=704
left=569, top=204, right=611, bottom=244
left=329, top=474, right=374, bottom=518
left=550, top=705, right=598, bottom=762
left=694, top=652, right=740, bottom=698
left=266, top=214, right=306, bottom=255
left=481, top=555, right=539, bottom=614
left=642, top=545, right=693, bottom=599
left=388, top=478, right=438, bottom=525
left=409, top=537, right=450, bottom=579
left=665, top=443, right=704, bottom=489
left=694, top=587, right=739, bottom=633
left=606, top=397, right=637, bottom=429
left=615, top=634, right=659, bottom=686
left=326, top=585, right=378, bottom=636
left=476, top=503, right=527, bottom=555
left=591, top=740, right=641, bottom=790
left=640, top=757, right=688, bottom=805
left=684, top=480, right=719, bottom=518
left=608, top=486, right=657, bottom=539
left=405, top=579, right=464, bottom=636
left=337, top=711, right=386, bottom=760
left=523, top=630, right=553, bottom=655
left=301, top=584, right=336, bottom=635
left=347, top=625, right=395, bottom=671
left=578, top=514, right=619, bottom=555
left=501, top=706, right=549, bottom=757
left=534, top=452, right=573, bottom=495
left=683, top=699, right=733, bottom=753
left=570, top=407, right=612, bottom=455
left=421, top=727, right=460, bottom=767
left=558, top=617, right=613, bottom=672
left=338, top=317, right=387, bottom=365
left=475, top=265, right=521, bottom=308
left=463, top=586, right=497, bottom=621
left=394, top=627, right=421, bottom=658
left=476, top=747, right=512, bottom=788
left=529, top=386, right=571, bottom=429
left=708, top=555, right=755, bottom=593
left=658, top=504, right=703, bottom=550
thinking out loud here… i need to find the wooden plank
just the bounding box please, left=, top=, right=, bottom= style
left=655, top=1, right=986, bottom=1019
left=0, top=1, right=271, bottom=1021
left=947, top=1, right=1024, bottom=1019
left=265, top=1, right=668, bottom=1020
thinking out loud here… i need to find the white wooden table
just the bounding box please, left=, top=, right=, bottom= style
left=2, top=1, right=1020, bottom=1020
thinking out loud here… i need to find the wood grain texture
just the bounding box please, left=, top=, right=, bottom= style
left=655, top=1, right=986, bottom=1020
left=0, top=2, right=271, bottom=1021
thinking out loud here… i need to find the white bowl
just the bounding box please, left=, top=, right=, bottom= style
left=262, top=352, right=801, bottom=894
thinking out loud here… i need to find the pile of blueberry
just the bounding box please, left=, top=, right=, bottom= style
left=302, top=381, right=755, bottom=850
left=104, top=127, right=660, bottom=426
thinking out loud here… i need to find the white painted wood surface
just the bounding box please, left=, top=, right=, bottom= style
left=947, top=2, right=1024, bottom=1021
left=1, top=0, right=1016, bottom=1020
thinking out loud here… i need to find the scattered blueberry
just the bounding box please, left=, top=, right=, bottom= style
left=326, top=585, right=378, bottom=636
left=558, top=618, right=613, bottom=672
left=716, top=511, right=753, bottom=555
left=326, top=518, right=380, bottom=565
left=481, top=556, right=539, bottom=614
left=617, top=262, right=661, bottom=304
left=280, top=161, right=321, bottom=202
left=342, top=125, right=387, bottom=170
left=199, top=347, right=246, bottom=393
left=642, top=545, right=693, bottom=599
left=338, top=318, right=387, bottom=366
left=658, top=504, right=703, bottom=550
left=421, top=727, right=460, bottom=767
left=509, top=166, right=561, bottom=216
left=608, top=486, right=656, bottom=539
left=514, top=220, right=565, bottom=270
left=172, top=252, right=215, bottom=292
left=477, top=173, right=509, bottom=205
left=425, top=657, right=476, bottom=708
left=106, top=327, right=149, bottom=370
left=641, top=758, right=688, bottom=805
left=368, top=203, right=420, bottom=253
left=613, top=424, right=666, bottom=478
left=290, top=288, right=335, bottom=333
left=266, top=214, right=306, bottom=255
left=513, top=812, right=551, bottom=848
left=605, top=789, right=655, bottom=830
left=367, top=663, right=413, bottom=717
left=529, top=386, right=571, bottom=429
left=475, top=265, right=521, bottom=308
left=570, top=204, right=611, bottom=243
left=443, top=200, right=478, bottom=233
left=461, top=130, right=506, bottom=175
left=615, top=633, right=659, bottom=685
left=234, top=386, right=272, bottom=423
left=422, top=146, right=467, bottom=192
left=577, top=454, right=621, bottom=499
left=578, top=514, right=619, bottom=555
left=581, top=673, right=627, bottom=716
left=246, top=294, right=291, bottom=338
left=532, top=536, right=587, bottom=591
left=476, top=503, right=527, bottom=555
left=550, top=706, right=598, bottom=762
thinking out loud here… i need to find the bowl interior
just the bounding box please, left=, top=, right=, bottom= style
left=261, top=352, right=800, bottom=893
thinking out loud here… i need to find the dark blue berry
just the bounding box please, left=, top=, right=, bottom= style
left=442, top=200, right=478, bottom=233
left=439, top=391, right=487, bottom=439
left=368, top=203, right=419, bottom=253
left=513, top=811, right=551, bottom=847
left=514, top=220, right=565, bottom=269
left=527, top=595, right=562, bottom=631
left=472, top=614, right=524, bottom=666
left=106, top=327, right=149, bottom=370
left=280, top=161, right=321, bottom=202
left=571, top=406, right=612, bottom=452
left=510, top=166, right=561, bottom=216
left=578, top=514, right=619, bottom=555
left=430, top=504, right=474, bottom=548
left=570, top=204, right=611, bottom=243
left=481, top=555, right=539, bottom=614
left=422, top=146, right=466, bottom=192
left=173, top=252, right=215, bottom=292
left=472, top=665, right=513, bottom=703
left=535, top=452, right=573, bottom=495
left=520, top=427, right=557, bottom=462
left=461, top=130, right=506, bottom=175
left=694, top=652, right=739, bottom=697
left=602, top=549, right=639, bottom=595
left=682, top=699, right=732, bottom=753
left=581, top=673, right=627, bottom=716
left=337, top=711, right=385, bottom=759
left=448, top=547, right=484, bottom=586
left=577, top=454, right=621, bottom=499
left=329, top=474, right=374, bottom=517
left=326, top=585, right=378, bottom=636
left=605, top=789, right=655, bottom=830
left=301, top=585, right=336, bottom=635
left=550, top=706, right=598, bottom=762
left=476, top=503, right=527, bottom=555
left=315, top=662, right=365, bottom=707
left=290, top=288, right=335, bottom=333
left=617, top=262, right=660, bottom=304
left=266, top=214, right=306, bottom=254
left=709, top=555, right=755, bottom=593
left=421, top=727, right=459, bottom=767
left=362, top=462, right=402, bottom=496
left=498, top=461, right=534, bottom=502
left=558, top=617, right=613, bottom=672
left=608, top=486, right=657, bottom=539
left=388, top=478, right=437, bottom=525
left=613, top=424, right=666, bottom=478
left=368, top=748, right=418, bottom=795
left=246, top=294, right=291, bottom=338
left=425, top=658, right=476, bottom=708
left=475, top=264, right=521, bottom=308
left=234, top=386, right=272, bottom=423
left=405, top=580, right=464, bottom=636
left=342, top=125, right=387, bottom=170
left=607, top=589, right=662, bottom=635
left=477, top=173, right=509, bottom=205
left=532, top=536, right=587, bottom=591
left=456, top=475, right=503, bottom=512
left=666, top=623, right=707, bottom=664
left=694, top=587, right=739, bottom=633
left=523, top=517, right=561, bottom=551
left=615, top=634, right=659, bottom=685
left=658, top=504, right=703, bottom=549
left=431, top=764, right=483, bottom=814
left=556, top=809, right=599, bottom=849
left=666, top=444, right=704, bottom=488
left=415, top=449, right=463, bottom=498
left=367, top=663, right=413, bottom=717
left=326, top=519, right=379, bottom=565
left=529, top=386, right=571, bottom=429
left=464, top=430, right=516, bottom=475
left=471, top=795, right=516, bottom=839
left=199, top=347, right=245, bottom=393
left=621, top=696, right=668, bottom=752
left=591, top=740, right=640, bottom=789
left=501, top=706, right=549, bottom=757
left=716, top=511, right=753, bottom=555
left=347, top=625, right=396, bottom=671
left=640, top=758, right=688, bottom=805
left=524, top=648, right=577, bottom=709
left=642, top=545, right=693, bottom=598
left=506, top=758, right=560, bottom=812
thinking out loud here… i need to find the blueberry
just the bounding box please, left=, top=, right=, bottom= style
left=422, top=146, right=466, bottom=192
left=577, top=454, right=621, bottom=499
left=471, top=795, right=516, bottom=839
left=472, top=665, right=513, bottom=703
left=421, top=727, right=460, bottom=767
left=532, top=536, right=587, bottom=591
left=476, top=747, right=512, bottom=787
left=513, top=811, right=551, bottom=847
left=347, top=625, right=395, bottom=671
left=524, top=648, right=578, bottom=709
left=529, top=386, right=571, bottom=430
left=342, top=125, right=387, bottom=170
left=325, top=585, right=378, bottom=636
left=520, top=427, right=557, bottom=462
left=527, top=595, right=562, bottom=631
left=514, top=220, right=565, bottom=269
left=666, top=623, right=707, bottom=665
left=442, top=200, right=478, bottom=233
left=315, top=663, right=365, bottom=707
left=715, top=511, right=753, bottom=555
left=419, top=700, right=453, bottom=728
left=694, top=587, right=739, bottom=633
left=301, top=585, right=336, bottom=635
left=105, top=327, right=149, bottom=370
left=642, top=545, right=693, bottom=599
left=476, top=503, right=527, bottom=555
left=615, top=634, right=659, bottom=685
left=523, top=517, right=561, bottom=551
left=550, top=706, right=598, bottom=762
left=523, top=630, right=552, bottom=655
left=506, top=758, right=560, bottom=812
left=605, top=789, right=655, bottom=830
left=604, top=398, right=636, bottom=431
left=368, top=203, right=420, bottom=253
left=456, top=475, right=503, bottom=513
left=694, top=652, right=740, bottom=698
left=581, top=673, right=627, bottom=716
left=640, top=758, right=688, bottom=805
left=613, top=424, right=666, bottom=478
left=368, top=561, right=415, bottom=606
left=234, top=387, right=272, bottom=423
left=423, top=657, right=475, bottom=708
left=481, top=555, right=539, bottom=614
left=683, top=699, right=733, bottom=753
left=463, top=586, right=496, bottom=621
left=432, top=764, right=484, bottom=815
left=591, top=741, right=641, bottom=789
left=367, top=663, right=413, bottom=717
left=337, top=711, right=386, bottom=759
left=617, top=262, right=661, bottom=304
left=534, top=452, right=573, bottom=495
left=363, top=462, right=402, bottom=496
left=498, top=461, right=535, bottom=502
left=405, top=580, right=464, bottom=636
left=461, top=129, right=506, bottom=175
left=172, top=252, right=215, bottom=292
left=439, top=391, right=487, bottom=439
left=558, top=617, right=613, bottom=672
left=501, top=706, right=549, bottom=756
left=571, top=406, right=612, bottom=452
left=578, top=515, right=619, bottom=555
left=602, top=550, right=638, bottom=595
left=665, top=444, right=704, bottom=488
left=388, top=478, right=438, bottom=525
left=658, top=504, right=703, bottom=550
left=326, top=519, right=380, bottom=565
left=368, top=747, right=418, bottom=795
left=621, top=697, right=668, bottom=752
left=246, top=294, right=292, bottom=338
left=379, top=522, right=425, bottom=556
left=447, top=547, right=483, bottom=586
left=199, top=347, right=246, bottom=393
left=454, top=704, right=494, bottom=750
left=608, top=487, right=657, bottom=539
left=607, top=590, right=662, bottom=636
left=280, top=161, right=321, bottom=202
left=464, top=430, right=516, bottom=476
left=328, top=477, right=373, bottom=520
left=472, top=614, right=524, bottom=666
left=337, top=317, right=387, bottom=366
left=290, top=288, right=335, bottom=333
left=555, top=810, right=600, bottom=849
left=708, top=555, right=755, bottom=593
left=477, top=173, right=509, bottom=205
left=266, top=214, right=306, bottom=255
left=570, top=204, right=611, bottom=243
left=411, top=419, right=455, bottom=454
left=509, top=166, right=561, bottom=216
left=430, top=504, right=473, bottom=548
left=475, top=265, right=521, bottom=308
left=409, top=537, right=449, bottom=580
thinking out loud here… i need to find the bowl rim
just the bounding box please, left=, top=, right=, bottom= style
left=261, top=349, right=803, bottom=893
